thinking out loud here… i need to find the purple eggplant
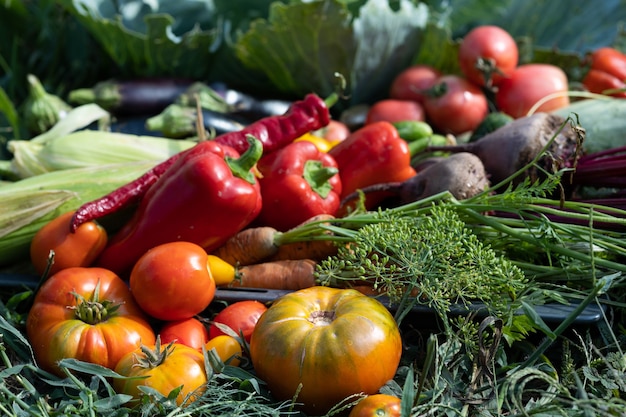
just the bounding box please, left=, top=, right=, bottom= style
left=68, top=78, right=195, bottom=116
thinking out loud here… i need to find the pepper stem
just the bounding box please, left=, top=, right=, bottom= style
left=225, top=135, right=263, bottom=184
left=303, top=160, right=338, bottom=199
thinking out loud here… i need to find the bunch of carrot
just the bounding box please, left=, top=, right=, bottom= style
left=210, top=214, right=339, bottom=291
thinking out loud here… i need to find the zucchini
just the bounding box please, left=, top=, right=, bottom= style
left=468, top=112, right=514, bottom=143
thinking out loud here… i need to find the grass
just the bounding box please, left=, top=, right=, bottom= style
left=3, top=280, right=626, bottom=416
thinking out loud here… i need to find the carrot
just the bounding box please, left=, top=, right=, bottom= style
left=211, top=226, right=280, bottom=266
left=226, top=259, right=318, bottom=290
left=212, top=215, right=339, bottom=266
left=269, top=239, right=338, bottom=262
left=270, top=214, right=338, bottom=261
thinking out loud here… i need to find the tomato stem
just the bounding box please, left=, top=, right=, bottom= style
left=70, top=280, right=120, bottom=325
left=137, top=336, right=175, bottom=369
left=308, top=310, right=336, bottom=326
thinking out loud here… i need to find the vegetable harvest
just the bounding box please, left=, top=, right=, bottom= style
left=5, top=6, right=626, bottom=417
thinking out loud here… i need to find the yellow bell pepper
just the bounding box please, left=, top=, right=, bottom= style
left=293, top=133, right=337, bottom=152
left=207, top=254, right=236, bottom=286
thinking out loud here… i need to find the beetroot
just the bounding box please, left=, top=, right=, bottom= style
left=425, top=113, right=581, bottom=187
left=341, top=152, right=490, bottom=208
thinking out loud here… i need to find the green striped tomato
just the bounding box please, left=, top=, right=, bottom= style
left=249, top=286, right=402, bottom=415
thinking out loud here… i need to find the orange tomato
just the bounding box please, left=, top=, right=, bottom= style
left=30, top=210, right=108, bottom=276
left=349, top=394, right=402, bottom=417
left=582, top=47, right=626, bottom=98
left=205, top=335, right=243, bottom=367
left=26, top=267, right=155, bottom=376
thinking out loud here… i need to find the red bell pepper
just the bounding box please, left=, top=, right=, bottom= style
left=582, top=47, right=626, bottom=98
left=256, top=141, right=342, bottom=231
left=95, top=136, right=263, bottom=276
left=328, top=121, right=416, bottom=210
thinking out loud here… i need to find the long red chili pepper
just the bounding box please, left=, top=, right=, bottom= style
left=70, top=93, right=335, bottom=232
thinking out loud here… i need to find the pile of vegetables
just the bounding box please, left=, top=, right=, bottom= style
left=3, top=2, right=626, bottom=416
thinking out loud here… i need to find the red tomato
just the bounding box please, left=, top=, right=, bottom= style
left=365, top=99, right=425, bottom=124
left=249, top=286, right=402, bottom=415
left=159, top=317, right=209, bottom=350
left=422, top=75, right=489, bottom=135
left=582, top=69, right=626, bottom=98
left=317, top=119, right=351, bottom=142
left=129, top=241, right=216, bottom=321
left=588, top=47, right=626, bottom=80
left=389, top=64, right=441, bottom=103
left=349, top=394, right=402, bottom=417
left=30, top=210, right=108, bottom=276
left=495, top=64, right=570, bottom=118
left=458, top=25, right=518, bottom=87
left=209, top=300, right=267, bottom=343
left=582, top=47, right=626, bottom=98
left=26, top=267, right=156, bottom=376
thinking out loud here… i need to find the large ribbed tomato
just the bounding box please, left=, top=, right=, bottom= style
left=249, top=286, right=402, bottom=415
left=26, top=267, right=156, bottom=376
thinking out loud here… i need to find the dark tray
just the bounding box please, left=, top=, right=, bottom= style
left=0, top=272, right=607, bottom=325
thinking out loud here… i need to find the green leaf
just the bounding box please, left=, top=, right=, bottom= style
left=350, top=0, right=429, bottom=104
left=58, top=358, right=126, bottom=378
left=0, top=86, right=20, bottom=140
left=59, top=1, right=220, bottom=78
left=0, top=314, right=36, bottom=363
left=432, top=0, right=626, bottom=54
left=234, top=0, right=430, bottom=106
left=521, top=300, right=556, bottom=340
left=235, top=0, right=355, bottom=98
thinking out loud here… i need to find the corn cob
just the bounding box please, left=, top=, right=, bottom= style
left=0, top=161, right=156, bottom=267
left=8, top=130, right=196, bottom=178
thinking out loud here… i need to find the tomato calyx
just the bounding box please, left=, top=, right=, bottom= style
left=425, top=82, right=448, bottom=99
left=474, top=57, right=503, bottom=88
left=135, top=336, right=175, bottom=369
left=69, top=281, right=121, bottom=325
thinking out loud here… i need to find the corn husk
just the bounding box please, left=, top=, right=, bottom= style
left=6, top=103, right=197, bottom=178
left=8, top=130, right=196, bottom=177
left=0, top=161, right=156, bottom=267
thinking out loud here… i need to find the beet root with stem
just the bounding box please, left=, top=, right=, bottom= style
left=341, top=152, right=490, bottom=208
left=425, top=112, right=582, bottom=188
